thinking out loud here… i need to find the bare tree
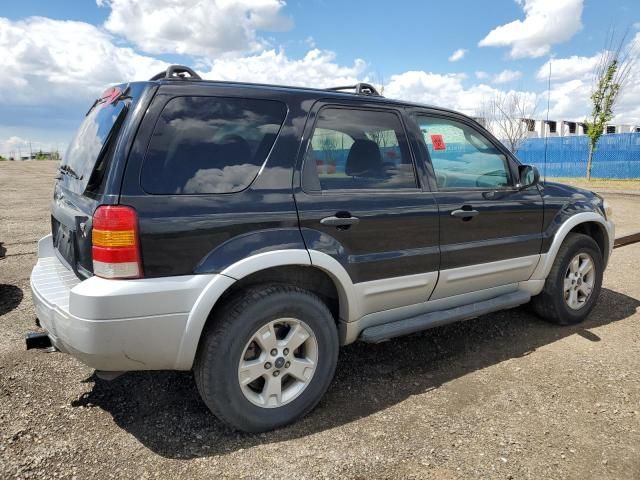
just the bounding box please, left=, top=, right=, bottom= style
left=477, top=91, right=537, bottom=154
left=585, top=28, right=638, bottom=180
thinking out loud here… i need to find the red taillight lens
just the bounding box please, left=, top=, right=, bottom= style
left=92, top=206, right=143, bottom=279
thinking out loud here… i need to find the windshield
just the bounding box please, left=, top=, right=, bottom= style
left=60, top=97, right=128, bottom=194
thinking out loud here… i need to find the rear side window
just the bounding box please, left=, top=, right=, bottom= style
left=142, top=96, right=287, bottom=194
left=302, top=107, right=417, bottom=191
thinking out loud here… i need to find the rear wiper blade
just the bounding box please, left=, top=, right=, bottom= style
left=59, top=164, right=83, bottom=180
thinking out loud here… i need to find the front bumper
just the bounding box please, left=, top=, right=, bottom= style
left=30, top=235, right=212, bottom=371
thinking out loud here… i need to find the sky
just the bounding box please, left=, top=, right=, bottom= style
left=1, top=0, right=639, bottom=158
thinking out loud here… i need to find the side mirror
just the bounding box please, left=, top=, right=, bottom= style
left=518, top=165, right=539, bottom=189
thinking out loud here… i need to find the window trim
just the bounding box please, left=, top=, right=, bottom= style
left=411, top=112, right=518, bottom=193
left=300, top=104, right=422, bottom=195
left=139, top=94, right=288, bottom=196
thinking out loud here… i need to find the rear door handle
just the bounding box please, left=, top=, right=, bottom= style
left=320, top=216, right=360, bottom=227
left=451, top=209, right=479, bottom=219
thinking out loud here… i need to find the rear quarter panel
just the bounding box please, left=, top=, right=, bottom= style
left=119, top=84, right=313, bottom=277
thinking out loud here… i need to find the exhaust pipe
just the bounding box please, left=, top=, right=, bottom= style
left=25, top=332, right=53, bottom=350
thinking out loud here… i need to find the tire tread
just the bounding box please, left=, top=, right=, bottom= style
left=194, top=284, right=336, bottom=432
left=531, top=232, right=603, bottom=325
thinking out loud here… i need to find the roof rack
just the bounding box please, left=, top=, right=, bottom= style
left=326, top=82, right=382, bottom=96
left=150, top=65, right=201, bottom=81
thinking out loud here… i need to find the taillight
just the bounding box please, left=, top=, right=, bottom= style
left=92, top=206, right=143, bottom=279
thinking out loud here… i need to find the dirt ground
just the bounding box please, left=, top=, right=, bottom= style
left=1, top=161, right=639, bottom=479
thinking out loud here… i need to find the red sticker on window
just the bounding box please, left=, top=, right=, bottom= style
left=431, top=134, right=446, bottom=151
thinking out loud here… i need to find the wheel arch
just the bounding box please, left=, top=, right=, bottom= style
left=174, top=249, right=356, bottom=369
left=531, top=212, right=613, bottom=282
left=568, top=221, right=608, bottom=259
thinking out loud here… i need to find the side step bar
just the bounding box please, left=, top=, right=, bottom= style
left=360, top=290, right=531, bottom=343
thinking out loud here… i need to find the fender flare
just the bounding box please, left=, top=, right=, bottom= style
left=530, top=211, right=614, bottom=281
left=174, top=249, right=356, bottom=369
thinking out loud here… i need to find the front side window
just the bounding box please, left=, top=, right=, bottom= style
left=303, top=107, right=417, bottom=191
left=142, top=96, right=286, bottom=194
left=416, top=116, right=512, bottom=190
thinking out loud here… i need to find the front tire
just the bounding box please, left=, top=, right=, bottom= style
left=531, top=233, right=603, bottom=325
left=194, top=285, right=339, bottom=432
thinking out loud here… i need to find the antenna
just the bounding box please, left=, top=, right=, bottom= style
left=542, top=59, right=552, bottom=183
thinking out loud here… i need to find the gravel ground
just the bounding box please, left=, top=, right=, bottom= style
left=1, top=162, right=639, bottom=479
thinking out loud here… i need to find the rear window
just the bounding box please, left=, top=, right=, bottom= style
left=61, top=93, right=128, bottom=194
left=141, top=96, right=287, bottom=194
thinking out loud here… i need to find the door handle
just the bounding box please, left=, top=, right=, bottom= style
left=320, top=215, right=360, bottom=227
left=451, top=208, right=479, bottom=219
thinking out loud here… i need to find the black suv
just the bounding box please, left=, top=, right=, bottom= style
left=30, top=65, right=614, bottom=432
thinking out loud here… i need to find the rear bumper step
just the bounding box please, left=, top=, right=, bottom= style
left=360, top=290, right=531, bottom=343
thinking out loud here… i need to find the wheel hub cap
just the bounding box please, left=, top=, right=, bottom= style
left=238, top=318, right=318, bottom=408
left=563, top=253, right=595, bottom=310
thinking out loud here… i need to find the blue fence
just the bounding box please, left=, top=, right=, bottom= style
left=517, top=133, right=640, bottom=179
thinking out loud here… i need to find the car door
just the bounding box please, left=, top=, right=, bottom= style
left=408, top=111, right=544, bottom=300
left=294, top=102, right=440, bottom=318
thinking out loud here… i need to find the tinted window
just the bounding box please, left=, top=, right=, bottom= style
left=142, top=96, right=286, bottom=194
left=303, top=108, right=417, bottom=191
left=417, top=116, right=511, bottom=189
left=61, top=98, right=128, bottom=194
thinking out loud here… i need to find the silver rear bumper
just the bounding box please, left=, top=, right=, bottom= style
left=30, top=235, right=213, bottom=371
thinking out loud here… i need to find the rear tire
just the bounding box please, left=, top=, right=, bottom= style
left=194, top=285, right=339, bottom=432
left=531, top=233, right=603, bottom=325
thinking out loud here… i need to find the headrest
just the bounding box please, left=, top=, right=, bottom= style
left=345, top=139, right=383, bottom=177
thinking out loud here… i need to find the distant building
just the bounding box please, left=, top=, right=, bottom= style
left=518, top=119, right=636, bottom=138
left=452, top=116, right=637, bottom=141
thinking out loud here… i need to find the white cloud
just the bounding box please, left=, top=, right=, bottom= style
left=3, top=6, right=640, bottom=156
left=479, top=0, right=583, bottom=58
left=0, top=136, right=57, bottom=158
left=492, top=69, right=522, bottom=84
left=0, top=16, right=166, bottom=106
left=547, top=73, right=640, bottom=124
left=203, top=48, right=366, bottom=87
left=4, top=136, right=28, bottom=148
left=546, top=79, right=591, bottom=119
left=98, top=0, right=292, bottom=57
left=536, top=34, right=640, bottom=123
left=536, top=54, right=602, bottom=81
left=383, top=71, right=537, bottom=117
left=0, top=136, right=28, bottom=156
left=448, top=48, right=467, bottom=62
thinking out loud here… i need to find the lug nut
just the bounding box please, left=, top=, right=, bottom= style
left=264, top=362, right=272, bottom=369
left=283, top=348, right=289, bottom=356
left=273, top=370, right=280, bottom=377
left=285, top=361, right=290, bottom=368
left=270, top=348, right=278, bottom=356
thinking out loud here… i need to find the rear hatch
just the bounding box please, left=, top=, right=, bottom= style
left=52, top=83, right=147, bottom=278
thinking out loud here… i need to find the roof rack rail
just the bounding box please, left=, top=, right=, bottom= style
left=150, top=65, right=201, bottom=81
left=326, top=82, right=381, bottom=96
